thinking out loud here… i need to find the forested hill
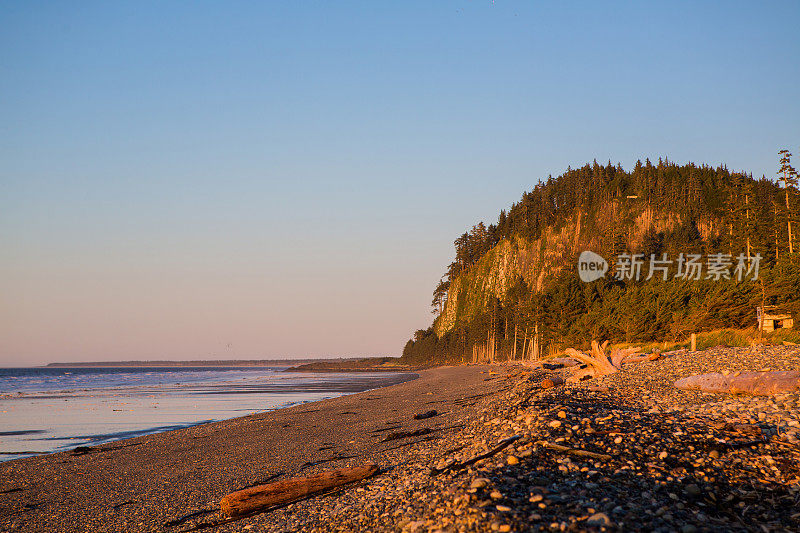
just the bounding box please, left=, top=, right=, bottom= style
left=402, top=158, right=800, bottom=364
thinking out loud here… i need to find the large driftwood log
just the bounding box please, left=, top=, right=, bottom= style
left=674, top=371, right=800, bottom=395
left=220, top=464, right=379, bottom=518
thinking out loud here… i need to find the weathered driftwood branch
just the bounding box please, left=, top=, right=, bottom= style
left=430, top=435, right=521, bottom=475
left=674, top=370, right=800, bottom=395
left=219, top=464, right=379, bottom=518
left=610, top=347, right=643, bottom=368
left=563, top=341, right=643, bottom=382
left=536, top=441, right=613, bottom=461
left=622, top=351, right=661, bottom=364
left=710, top=421, right=762, bottom=436
left=564, top=347, right=616, bottom=376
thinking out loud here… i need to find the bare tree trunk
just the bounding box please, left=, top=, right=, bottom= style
left=513, top=323, right=518, bottom=360
left=746, top=193, right=751, bottom=260
left=504, top=317, right=508, bottom=356
left=787, top=184, right=794, bottom=254
left=774, top=202, right=780, bottom=261
left=759, top=279, right=766, bottom=342
left=521, top=328, right=528, bottom=363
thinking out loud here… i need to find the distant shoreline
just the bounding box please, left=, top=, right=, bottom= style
left=43, top=357, right=400, bottom=369
left=43, top=356, right=408, bottom=371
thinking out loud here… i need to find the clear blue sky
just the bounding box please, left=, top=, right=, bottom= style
left=1, top=1, right=798, bottom=364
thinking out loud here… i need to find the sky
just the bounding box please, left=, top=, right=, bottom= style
left=1, top=1, right=799, bottom=365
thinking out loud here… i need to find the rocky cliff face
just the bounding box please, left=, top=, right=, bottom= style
left=434, top=201, right=720, bottom=337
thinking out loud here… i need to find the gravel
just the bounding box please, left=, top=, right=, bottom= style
left=2, top=346, right=799, bottom=532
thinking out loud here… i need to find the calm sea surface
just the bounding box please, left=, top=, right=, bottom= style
left=0, top=367, right=415, bottom=461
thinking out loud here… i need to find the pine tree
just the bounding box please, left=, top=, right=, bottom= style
left=431, top=277, right=450, bottom=315
left=778, top=149, right=798, bottom=253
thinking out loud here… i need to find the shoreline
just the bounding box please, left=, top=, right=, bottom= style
left=2, top=348, right=800, bottom=532
left=0, top=369, right=419, bottom=462
left=0, top=365, right=484, bottom=532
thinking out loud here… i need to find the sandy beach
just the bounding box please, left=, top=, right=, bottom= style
left=2, top=349, right=800, bottom=532
left=0, top=366, right=490, bottom=532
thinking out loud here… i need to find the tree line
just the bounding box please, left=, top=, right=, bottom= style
left=403, top=152, right=800, bottom=364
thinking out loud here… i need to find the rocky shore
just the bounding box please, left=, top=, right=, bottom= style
left=2, top=346, right=799, bottom=532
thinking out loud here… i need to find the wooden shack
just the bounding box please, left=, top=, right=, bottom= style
left=758, top=306, right=794, bottom=332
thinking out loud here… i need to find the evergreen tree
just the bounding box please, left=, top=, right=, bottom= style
left=401, top=157, right=800, bottom=363
left=778, top=149, right=798, bottom=253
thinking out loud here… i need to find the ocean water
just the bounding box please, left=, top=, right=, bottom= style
left=0, top=367, right=415, bottom=461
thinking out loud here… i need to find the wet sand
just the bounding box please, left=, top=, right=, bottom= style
left=0, top=366, right=504, bottom=532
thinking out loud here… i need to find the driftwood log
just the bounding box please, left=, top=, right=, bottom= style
left=220, top=463, right=379, bottom=518
left=675, top=370, right=800, bottom=395
left=621, top=350, right=662, bottom=364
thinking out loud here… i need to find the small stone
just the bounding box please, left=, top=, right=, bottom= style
left=507, top=455, right=519, bottom=465
left=499, top=526, right=511, bottom=533
left=470, top=478, right=490, bottom=489
left=557, top=410, right=567, bottom=419
left=658, top=451, right=668, bottom=460
left=586, top=512, right=612, bottom=527
left=490, top=490, right=503, bottom=500
left=613, top=436, right=623, bottom=444
left=682, top=525, right=698, bottom=533
left=709, top=449, right=720, bottom=459
left=496, top=505, right=511, bottom=512
left=685, top=484, right=702, bottom=497
left=548, top=420, right=562, bottom=428
left=529, top=494, right=543, bottom=503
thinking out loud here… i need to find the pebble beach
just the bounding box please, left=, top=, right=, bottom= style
left=2, top=346, right=799, bottom=532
